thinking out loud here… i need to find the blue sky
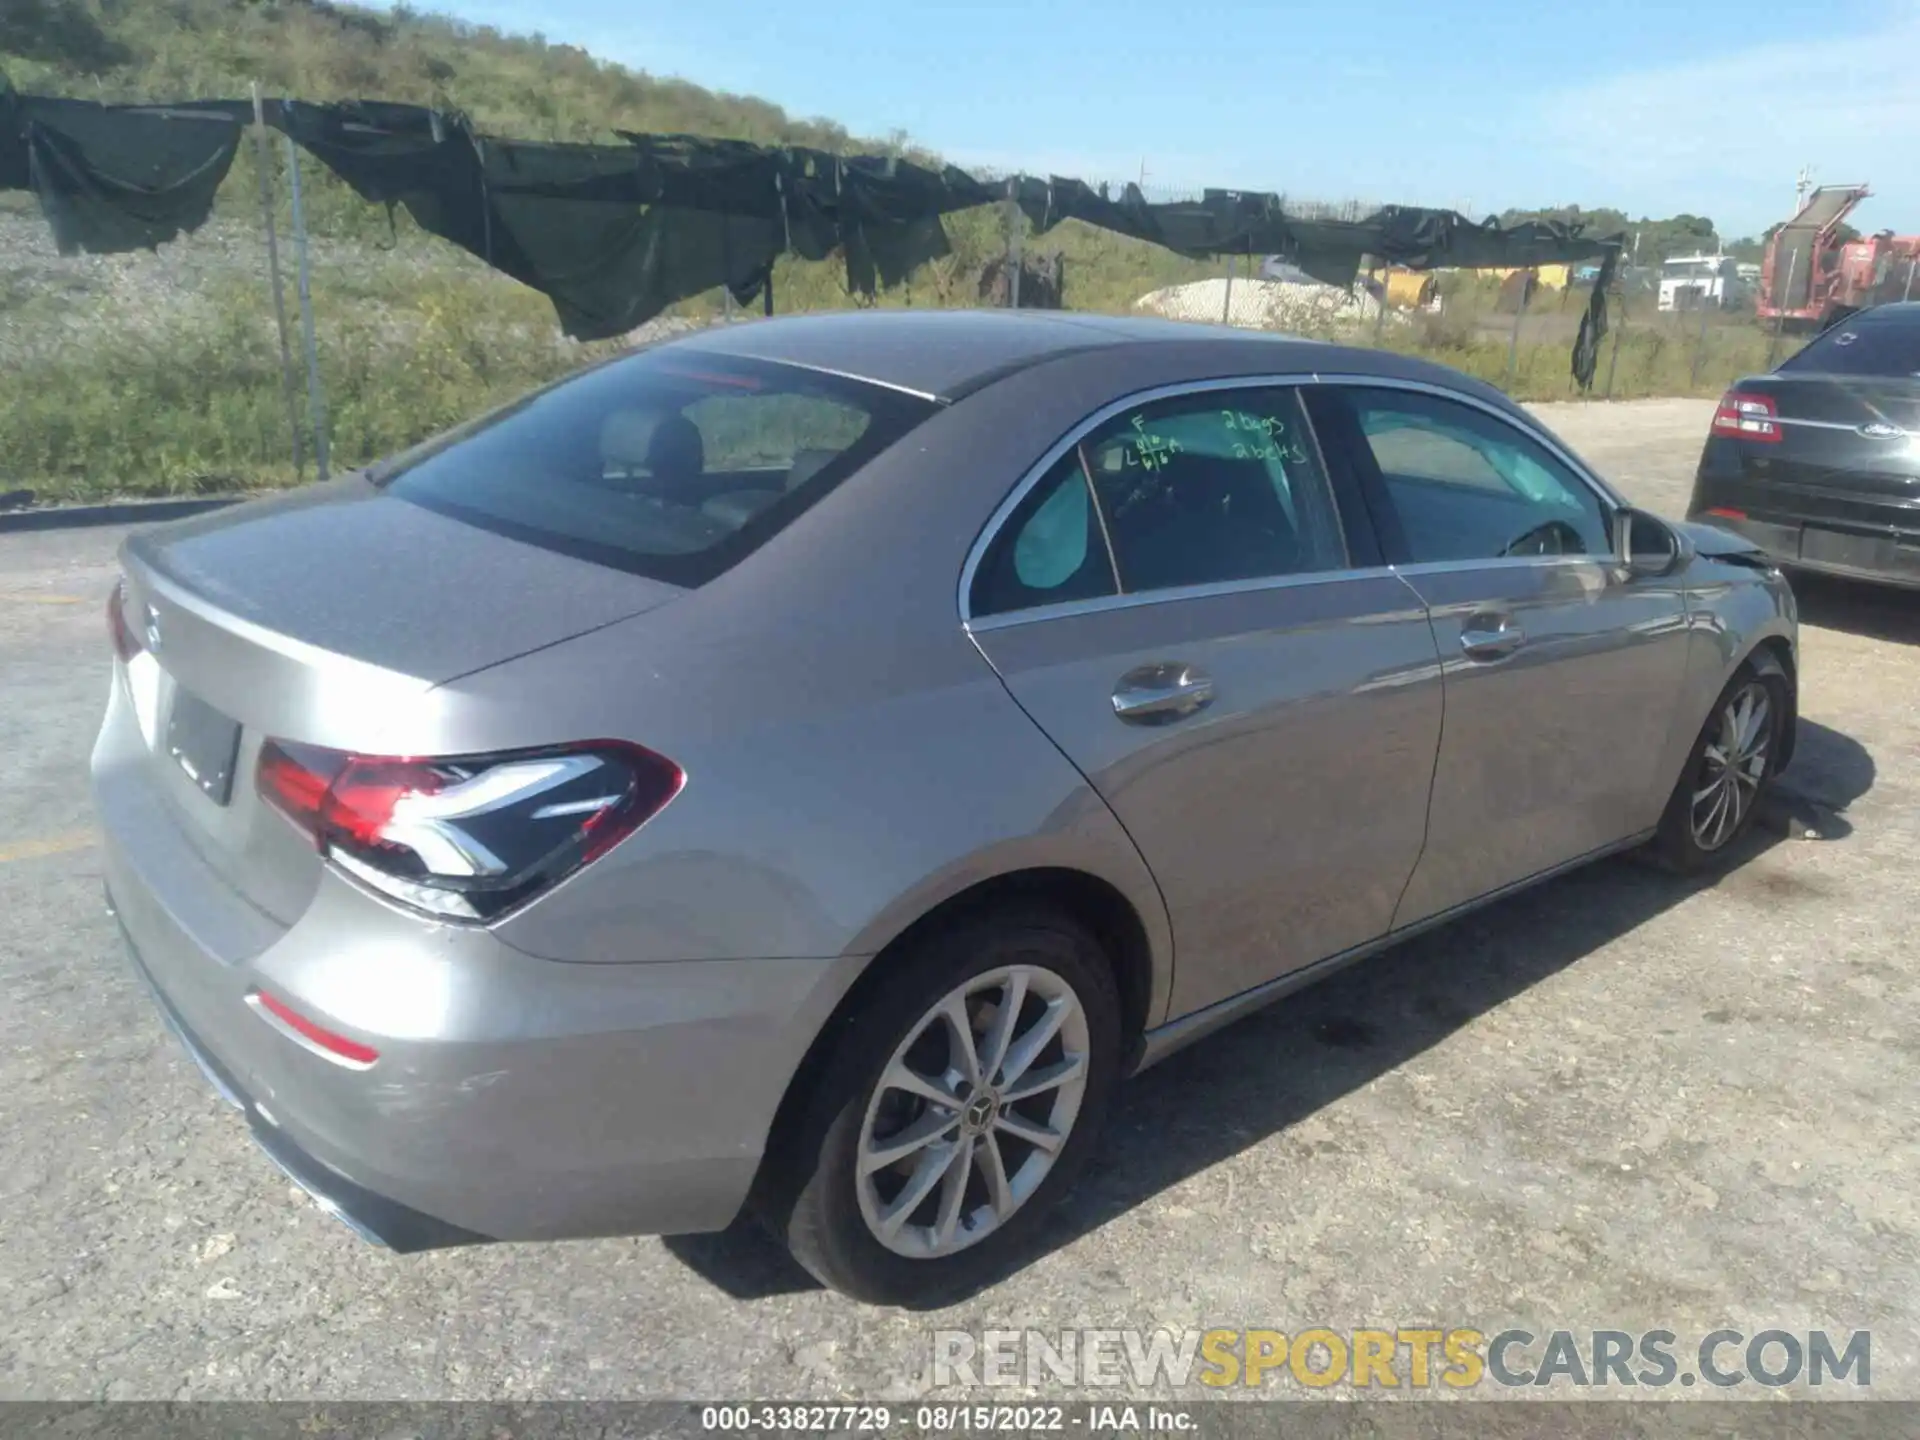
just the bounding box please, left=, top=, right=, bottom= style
left=402, top=0, right=1918, bottom=240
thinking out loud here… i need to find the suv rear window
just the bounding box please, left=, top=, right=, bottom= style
left=1779, top=313, right=1920, bottom=378
left=379, top=349, right=938, bottom=586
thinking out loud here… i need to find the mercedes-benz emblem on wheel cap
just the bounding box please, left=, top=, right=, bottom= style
left=1859, top=422, right=1904, bottom=439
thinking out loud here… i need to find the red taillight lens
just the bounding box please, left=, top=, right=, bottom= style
left=251, top=990, right=380, bottom=1066
left=106, top=579, right=143, bottom=663
left=1711, top=390, right=1781, bottom=443
left=256, top=738, right=682, bottom=921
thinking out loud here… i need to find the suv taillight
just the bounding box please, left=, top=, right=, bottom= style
left=256, top=738, right=682, bottom=921
left=107, top=578, right=143, bottom=663
left=1711, top=390, right=1781, bottom=443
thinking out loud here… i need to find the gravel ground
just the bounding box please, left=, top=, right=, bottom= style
left=1, top=398, right=1916, bottom=1403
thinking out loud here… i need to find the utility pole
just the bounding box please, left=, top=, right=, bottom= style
left=1796, top=166, right=1814, bottom=211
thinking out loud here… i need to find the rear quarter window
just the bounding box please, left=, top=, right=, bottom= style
left=380, top=351, right=936, bottom=586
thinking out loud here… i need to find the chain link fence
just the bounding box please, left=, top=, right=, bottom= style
left=2, top=153, right=1806, bottom=506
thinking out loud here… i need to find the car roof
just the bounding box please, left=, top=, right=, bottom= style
left=664, top=308, right=1494, bottom=407
left=1852, top=302, right=1920, bottom=326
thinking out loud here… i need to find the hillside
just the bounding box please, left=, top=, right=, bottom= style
left=2, top=0, right=862, bottom=149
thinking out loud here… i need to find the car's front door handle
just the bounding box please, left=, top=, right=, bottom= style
left=1112, top=663, right=1216, bottom=723
left=1459, top=620, right=1526, bottom=660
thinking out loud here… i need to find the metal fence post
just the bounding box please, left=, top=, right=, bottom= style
left=1005, top=180, right=1023, bottom=309
left=1906, top=257, right=1916, bottom=303
left=1689, top=294, right=1711, bottom=390
left=1766, top=249, right=1797, bottom=370
left=1372, top=260, right=1389, bottom=345
left=281, top=127, right=330, bottom=481
left=1221, top=251, right=1235, bottom=324
left=1505, top=271, right=1529, bottom=389
left=1604, top=294, right=1625, bottom=401
left=250, top=84, right=304, bottom=479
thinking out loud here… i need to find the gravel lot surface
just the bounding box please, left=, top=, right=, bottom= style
left=2, top=397, right=1915, bottom=1402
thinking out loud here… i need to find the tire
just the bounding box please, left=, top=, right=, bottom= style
left=766, top=906, right=1122, bottom=1306
left=1647, top=665, right=1786, bottom=874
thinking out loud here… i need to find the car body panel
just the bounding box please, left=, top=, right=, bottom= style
left=1387, top=558, right=1693, bottom=926
left=970, top=573, right=1443, bottom=1018
left=96, top=674, right=862, bottom=1240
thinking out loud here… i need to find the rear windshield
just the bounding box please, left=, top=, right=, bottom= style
left=1779, top=315, right=1920, bottom=379
left=379, top=349, right=938, bottom=586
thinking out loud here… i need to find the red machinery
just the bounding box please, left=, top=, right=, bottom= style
left=1759, top=184, right=1920, bottom=331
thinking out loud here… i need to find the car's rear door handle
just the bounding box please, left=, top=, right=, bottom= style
left=1459, top=618, right=1526, bottom=660
left=1112, top=662, right=1215, bottom=723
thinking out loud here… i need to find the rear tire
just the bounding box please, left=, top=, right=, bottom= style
left=1647, top=665, right=1785, bottom=873
left=767, top=906, right=1121, bottom=1306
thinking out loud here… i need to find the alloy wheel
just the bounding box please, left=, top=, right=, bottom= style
left=1691, top=680, right=1772, bottom=851
left=855, top=964, right=1091, bottom=1259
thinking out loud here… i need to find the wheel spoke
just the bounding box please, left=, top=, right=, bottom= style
left=1696, top=781, right=1729, bottom=846
left=860, top=1107, right=959, bottom=1176
left=877, top=1140, right=962, bottom=1240
left=1727, top=694, right=1752, bottom=754
left=933, top=1134, right=976, bottom=1246
left=978, top=971, right=1028, bottom=1085
left=999, top=997, right=1070, bottom=1088
left=994, top=1109, right=1065, bottom=1155
left=1738, top=692, right=1770, bottom=755
left=1708, top=781, right=1735, bottom=846
left=941, top=995, right=983, bottom=1090
left=879, top=1059, right=963, bottom=1112
left=1000, top=1052, right=1086, bottom=1103
left=979, top=1132, right=1016, bottom=1218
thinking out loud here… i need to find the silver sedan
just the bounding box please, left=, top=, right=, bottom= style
left=95, top=310, right=1798, bottom=1304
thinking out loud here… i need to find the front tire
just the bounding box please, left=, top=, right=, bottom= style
left=1648, top=666, right=1785, bottom=873
left=769, top=907, right=1121, bottom=1305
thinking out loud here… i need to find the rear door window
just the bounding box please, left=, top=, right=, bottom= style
left=381, top=351, right=937, bottom=586
left=1078, top=387, right=1348, bottom=594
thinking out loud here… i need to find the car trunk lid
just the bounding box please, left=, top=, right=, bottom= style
left=1723, top=373, right=1920, bottom=508
left=115, top=478, right=683, bottom=925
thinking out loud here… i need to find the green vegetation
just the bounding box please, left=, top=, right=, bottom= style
left=1, top=0, right=1800, bottom=502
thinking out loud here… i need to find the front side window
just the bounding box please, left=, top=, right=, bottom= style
left=1337, top=387, right=1611, bottom=563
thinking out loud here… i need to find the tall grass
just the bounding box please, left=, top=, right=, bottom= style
left=1, top=243, right=1796, bottom=503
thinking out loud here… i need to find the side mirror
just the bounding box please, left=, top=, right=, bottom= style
left=1614, top=506, right=1685, bottom=579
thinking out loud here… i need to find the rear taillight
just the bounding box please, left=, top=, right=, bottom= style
left=256, top=738, right=682, bottom=921
left=107, top=578, right=143, bottom=663
left=1711, top=390, right=1782, bottom=443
